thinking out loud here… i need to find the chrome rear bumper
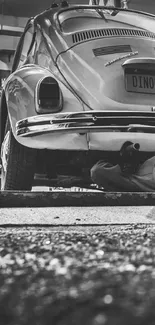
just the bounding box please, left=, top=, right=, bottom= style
left=16, top=111, right=155, bottom=137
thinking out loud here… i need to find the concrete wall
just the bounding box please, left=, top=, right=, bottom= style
left=0, top=0, right=155, bottom=17
left=0, top=14, right=27, bottom=28
left=0, top=2, right=154, bottom=26
left=0, top=15, right=27, bottom=73
left=129, top=0, right=155, bottom=14
left=0, top=15, right=27, bottom=51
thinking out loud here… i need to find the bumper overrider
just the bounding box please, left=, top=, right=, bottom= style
left=16, top=111, right=155, bottom=137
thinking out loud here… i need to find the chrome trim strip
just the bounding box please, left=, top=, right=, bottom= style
left=16, top=124, right=155, bottom=137
left=16, top=111, right=155, bottom=136
left=105, top=51, right=138, bottom=66
left=16, top=110, right=155, bottom=127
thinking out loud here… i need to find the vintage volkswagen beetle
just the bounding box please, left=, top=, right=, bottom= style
left=1, top=0, right=155, bottom=190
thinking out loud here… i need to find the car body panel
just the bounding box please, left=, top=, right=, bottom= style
left=57, top=44, right=155, bottom=110
left=2, top=4, right=155, bottom=153
left=4, top=65, right=88, bottom=150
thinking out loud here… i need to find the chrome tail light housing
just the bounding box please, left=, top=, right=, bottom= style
left=36, top=77, right=63, bottom=114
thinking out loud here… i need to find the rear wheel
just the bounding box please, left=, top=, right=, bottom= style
left=1, top=121, right=36, bottom=190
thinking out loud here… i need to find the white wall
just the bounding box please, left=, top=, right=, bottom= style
left=0, top=14, right=28, bottom=28
left=0, top=15, right=28, bottom=52
left=0, top=15, right=28, bottom=71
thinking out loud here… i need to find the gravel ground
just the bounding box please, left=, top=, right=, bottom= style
left=1, top=225, right=155, bottom=325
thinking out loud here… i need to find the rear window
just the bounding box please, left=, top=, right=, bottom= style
left=57, top=8, right=155, bottom=34
left=58, top=9, right=110, bottom=33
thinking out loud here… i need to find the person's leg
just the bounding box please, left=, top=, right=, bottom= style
left=91, top=160, right=140, bottom=191
left=131, top=156, right=155, bottom=191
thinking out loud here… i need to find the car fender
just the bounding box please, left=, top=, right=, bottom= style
left=4, top=64, right=53, bottom=134
left=3, top=64, right=87, bottom=150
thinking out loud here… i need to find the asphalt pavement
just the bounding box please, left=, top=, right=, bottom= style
left=0, top=225, right=155, bottom=325
left=1, top=201, right=155, bottom=324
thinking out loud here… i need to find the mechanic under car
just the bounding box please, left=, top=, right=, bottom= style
left=91, top=142, right=155, bottom=192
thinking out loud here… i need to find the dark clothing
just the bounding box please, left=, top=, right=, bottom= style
left=91, top=157, right=155, bottom=191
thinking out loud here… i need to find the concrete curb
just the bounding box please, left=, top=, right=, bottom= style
left=0, top=191, right=155, bottom=207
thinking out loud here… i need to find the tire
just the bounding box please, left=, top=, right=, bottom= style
left=1, top=121, right=36, bottom=191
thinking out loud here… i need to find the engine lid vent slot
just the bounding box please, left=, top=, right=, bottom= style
left=72, top=29, right=155, bottom=44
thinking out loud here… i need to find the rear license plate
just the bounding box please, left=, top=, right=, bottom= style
left=125, top=74, right=155, bottom=94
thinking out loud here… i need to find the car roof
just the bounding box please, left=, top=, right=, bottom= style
left=33, top=4, right=155, bottom=34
